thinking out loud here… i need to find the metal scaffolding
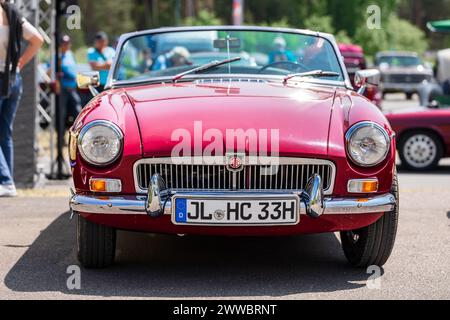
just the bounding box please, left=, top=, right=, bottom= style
left=36, top=0, right=57, bottom=139
left=16, top=0, right=59, bottom=182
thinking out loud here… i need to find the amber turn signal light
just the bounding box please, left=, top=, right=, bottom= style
left=89, top=178, right=122, bottom=193
left=347, top=179, right=378, bottom=193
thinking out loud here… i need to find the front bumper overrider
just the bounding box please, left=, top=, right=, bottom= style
left=69, top=174, right=396, bottom=218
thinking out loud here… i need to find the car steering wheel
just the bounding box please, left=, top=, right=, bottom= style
left=259, top=61, right=310, bottom=73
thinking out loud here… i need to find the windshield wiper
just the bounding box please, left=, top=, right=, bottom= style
left=283, top=70, right=340, bottom=84
left=172, top=57, right=241, bottom=82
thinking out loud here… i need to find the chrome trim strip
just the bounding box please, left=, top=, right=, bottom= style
left=70, top=192, right=395, bottom=216
left=70, top=195, right=148, bottom=215
left=323, top=194, right=396, bottom=214
left=132, top=157, right=336, bottom=195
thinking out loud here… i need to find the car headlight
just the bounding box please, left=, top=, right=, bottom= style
left=345, top=121, right=390, bottom=167
left=78, top=120, right=123, bottom=166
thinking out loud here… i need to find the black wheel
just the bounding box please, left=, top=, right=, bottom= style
left=398, top=130, right=443, bottom=171
left=77, top=215, right=116, bottom=268
left=406, top=92, right=413, bottom=100
left=340, top=174, right=399, bottom=268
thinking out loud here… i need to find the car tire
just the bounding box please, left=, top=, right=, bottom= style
left=77, top=215, right=116, bottom=269
left=340, top=173, right=399, bottom=268
left=398, top=130, right=443, bottom=171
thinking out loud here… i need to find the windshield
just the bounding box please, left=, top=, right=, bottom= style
left=112, top=29, right=344, bottom=83
left=376, top=55, right=421, bottom=67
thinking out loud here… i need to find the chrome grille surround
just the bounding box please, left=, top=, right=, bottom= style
left=133, top=157, right=336, bottom=195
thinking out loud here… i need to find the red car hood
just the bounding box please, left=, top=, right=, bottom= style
left=125, top=81, right=336, bottom=158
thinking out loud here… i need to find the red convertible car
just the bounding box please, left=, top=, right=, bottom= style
left=386, top=106, right=450, bottom=170
left=69, top=26, right=398, bottom=269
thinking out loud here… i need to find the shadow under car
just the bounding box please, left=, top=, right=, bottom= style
left=5, top=211, right=374, bottom=298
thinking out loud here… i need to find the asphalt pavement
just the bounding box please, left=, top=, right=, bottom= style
left=0, top=94, right=449, bottom=300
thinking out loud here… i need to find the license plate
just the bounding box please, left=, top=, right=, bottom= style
left=172, top=195, right=300, bottom=226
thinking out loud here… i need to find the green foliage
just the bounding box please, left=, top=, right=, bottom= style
left=354, top=26, right=390, bottom=57
left=335, top=30, right=352, bottom=44
left=61, top=0, right=438, bottom=59
left=183, top=10, right=222, bottom=26
left=386, top=15, right=428, bottom=54
left=354, top=14, right=428, bottom=57
left=258, top=18, right=291, bottom=28
left=302, top=15, right=335, bottom=34
left=61, top=28, right=86, bottom=53
left=77, top=0, right=136, bottom=43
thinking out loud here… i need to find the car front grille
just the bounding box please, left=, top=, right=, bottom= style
left=134, top=158, right=335, bottom=195
left=385, top=74, right=426, bottom=84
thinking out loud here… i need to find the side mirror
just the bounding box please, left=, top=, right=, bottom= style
left=77, top=71, right=100, bottom=96
left=354, top=69, right=380, bottom=95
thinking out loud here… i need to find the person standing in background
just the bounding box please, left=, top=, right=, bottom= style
left=87, top=31, right=115, bottom=92
left=58, top=35, right=80, bottom=136
left=0, top=0, right=43, bottom=197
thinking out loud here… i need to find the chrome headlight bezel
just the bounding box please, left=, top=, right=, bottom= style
left=345, top=121, right=391, bottom=167
left=77, top=120, right=124, bottom=166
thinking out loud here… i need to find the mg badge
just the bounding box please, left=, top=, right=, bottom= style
left=226, top=153, right=245, bottom=172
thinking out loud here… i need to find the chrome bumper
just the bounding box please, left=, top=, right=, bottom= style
left=70, top=193, right=395, bottom=215
left=70, top=174, right=396, bottom=217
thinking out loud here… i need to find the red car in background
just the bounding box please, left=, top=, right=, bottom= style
left=386, top=107, right=450, bottom=171
left=339, top=43, right=382, bottom=108
left=69, top=27, right=398, bottom=269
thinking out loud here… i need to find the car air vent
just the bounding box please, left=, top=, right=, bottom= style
left=195, top=78, right=267, bottom=84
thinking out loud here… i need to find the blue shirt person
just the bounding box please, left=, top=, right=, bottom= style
left=268, top=37, right=296, bottom=64
left=87, top=31, right=115, bottom=89
left=60, top=47, right=77, bottom=88
left=58, top=35, right=81, bottom=142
